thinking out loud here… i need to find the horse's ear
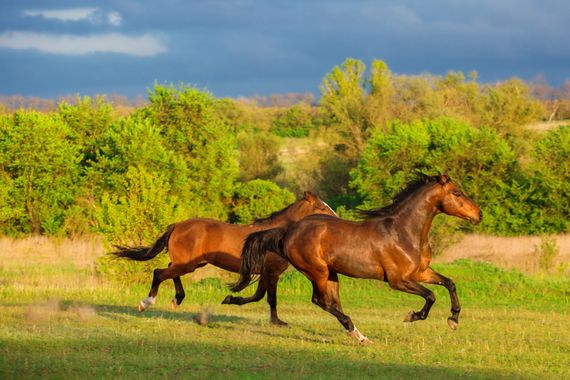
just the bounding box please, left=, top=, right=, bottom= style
left=439, top=174, right=450, bottom=184
left=303, top=191, right=317, bottom=204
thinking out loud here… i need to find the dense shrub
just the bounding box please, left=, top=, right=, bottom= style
left=0, top=111, right=82, bottom=235
left=231, top=179, right=295, bottom=223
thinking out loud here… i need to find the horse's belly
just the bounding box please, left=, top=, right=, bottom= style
left=204, top=251, right=241, bottom=273
left=330, top=255, right=384, bottom=280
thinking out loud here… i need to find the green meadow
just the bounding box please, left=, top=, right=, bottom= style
left=0, top=245, right=568, bottom=379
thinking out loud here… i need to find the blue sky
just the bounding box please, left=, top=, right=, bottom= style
left=1, top=0, right=569, bottom=99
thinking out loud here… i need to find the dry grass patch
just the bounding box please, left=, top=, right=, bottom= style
left=0, top=235, right=103, bottom=270
left=437, top=234, right=570, bottom=273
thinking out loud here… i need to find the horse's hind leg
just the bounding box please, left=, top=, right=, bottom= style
left=171, top=262, right=207, bottom=310
left=171, top=276, right=185, bottom=310
left=389, top=277, right=436, bottom=323
left=311, top=271, right=370, bottom=343
left=222, top=255, right=288, bottom=326
left=419, top=267, right=461, bottom=330
left=138, top=262, right=194, bottom=312
left=266, top=271, right=287, bottom=326
left=222, top=275, right=267, bottom=305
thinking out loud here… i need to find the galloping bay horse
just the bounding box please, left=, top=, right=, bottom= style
left=231, top=174, right=482, bottom=342
left=112, top=192, right=336, bottom=325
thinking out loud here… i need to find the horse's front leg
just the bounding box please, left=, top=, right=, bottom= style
left=418, top=267, right=461, bottom=330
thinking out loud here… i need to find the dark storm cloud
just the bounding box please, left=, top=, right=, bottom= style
left=0, top=0, right=568, bottom=98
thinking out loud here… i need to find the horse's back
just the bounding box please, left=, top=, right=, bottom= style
left=168, top=218, right=253, bottom=268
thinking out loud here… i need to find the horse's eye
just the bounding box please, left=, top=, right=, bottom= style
left=452, top=191, right=462, bottom=197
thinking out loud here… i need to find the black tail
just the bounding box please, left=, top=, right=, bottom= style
left=230, top=227, right=288, bottom=292
left=111, top=224, right=175, bottom=261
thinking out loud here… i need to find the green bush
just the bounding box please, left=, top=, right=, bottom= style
left=271, top=103, right=316, bottom=138
left=0, top=111, right=82, bottom=235
left=230, top=179, right=295, bottom=224
left=350, top=117, right=521, bottom=237
left=94, top=166, right=185, bottom=282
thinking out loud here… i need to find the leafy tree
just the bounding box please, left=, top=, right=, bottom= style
left=320, top=58, right=367, bottom=153
left=94, top=166, right=180, bottom=281
left=237, top=130, right=283, bottom=182
left=271, top=103, right=316, bottom=138
left=0, top=111, right=81, bottom=234
left=481, top=78, right=544, bottom=136
left=231, top=179, right=295, bottom=223
left=527, top=126, right=570, bottom=232
left=351, top=118, right=519, bottom=236
left=58, top=96, right=114, bottom=165
left=136, top=84, right=239, bottom=219
left=366, top=60, right=395, bottom=128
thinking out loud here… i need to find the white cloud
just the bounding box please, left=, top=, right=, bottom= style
left=107, top=11, right=122, bottom=27
left=0, top=32, right=167, bottom=56
left=23, top=8, right=123, bottom=27
left=23, top=8, right=99, bottom=23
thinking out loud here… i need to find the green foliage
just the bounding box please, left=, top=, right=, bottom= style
left=320, top=58, right=368, bottom=152
left=0, top=62, right=566, bottom=241
left=237, top=130, right=283, bottom=182
left=0, top=111, right=82, bottom=234
left=271, top=103, right=316, bottom=137
left=231, top=179, right=295, bottom=223
left=481, top=78, right=544, bottom=136
left=351, top=117, right=524, bottom=237
left=94, top=166, right=185, bottom=245
left=94, top=166, right=184, bottom=282
left=136, top=84, right=239, bottom=219
left=58, top=96, right=113, bottom=165
left=526, top=126, right=570, bottom=232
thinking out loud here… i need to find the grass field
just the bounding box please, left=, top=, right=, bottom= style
left=0, top=238, right=568, bottom=379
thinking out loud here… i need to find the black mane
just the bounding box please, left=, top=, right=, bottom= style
left=253, top=204, right=293, bottom=224
left=358, top=173, right=443, bottom=219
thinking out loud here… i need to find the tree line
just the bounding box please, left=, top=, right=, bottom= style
left=1, top=59, right=569, bottom=247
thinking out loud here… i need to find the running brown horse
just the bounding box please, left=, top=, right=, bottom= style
left=231, top=174, right=482, bottom=342
left=112, top=192, right=336, bottom=325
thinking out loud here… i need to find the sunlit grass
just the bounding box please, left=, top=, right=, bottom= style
left=0, top=239, right=568, bottom=379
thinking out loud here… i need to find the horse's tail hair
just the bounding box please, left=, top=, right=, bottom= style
left=110, top=224, right=175, bottom=261
left=230, top=227, right=288, bottom=293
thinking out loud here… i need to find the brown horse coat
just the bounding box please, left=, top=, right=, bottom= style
left=113, top=192, right=336, bottom=325
left=233, top=174, right=482, bottom=342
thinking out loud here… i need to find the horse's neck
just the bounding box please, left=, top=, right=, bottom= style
left=257, top=214, right=293, bottom=228
left=396, top=187, right=440, bottom=249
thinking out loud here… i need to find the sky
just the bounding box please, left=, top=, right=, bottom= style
left=0, top=0, right=569, bottom=99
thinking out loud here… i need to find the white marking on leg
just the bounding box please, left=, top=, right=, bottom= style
left=347, top=326, right=370, bottom=343
left=139, top=296, right=156, bottom=311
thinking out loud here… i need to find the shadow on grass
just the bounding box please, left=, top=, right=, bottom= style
left=0, top=334, right=528, bottom=379
left=91, top=303, right=246, bottom=324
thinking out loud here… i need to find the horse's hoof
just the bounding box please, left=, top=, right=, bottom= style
left=221, top=295, right=232, bottom=305
left=138, top=303, right=146, bottom=312
left=270, top=318, right=289, bottom=327
left=360, top=337, right=373, bottom=345
left=403, top=311, right=414, bottom=323
left=447, top=317, right=458, bottom=330
left=171, top=299, right=178, bottom=311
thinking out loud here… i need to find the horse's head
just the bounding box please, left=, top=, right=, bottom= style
left=292, top=191, right=337, bottom=220
left=437, top=175, right=482, bottom=225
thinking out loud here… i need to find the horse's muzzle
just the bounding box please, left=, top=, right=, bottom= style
left=470, top=210, right=483, bottom=225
